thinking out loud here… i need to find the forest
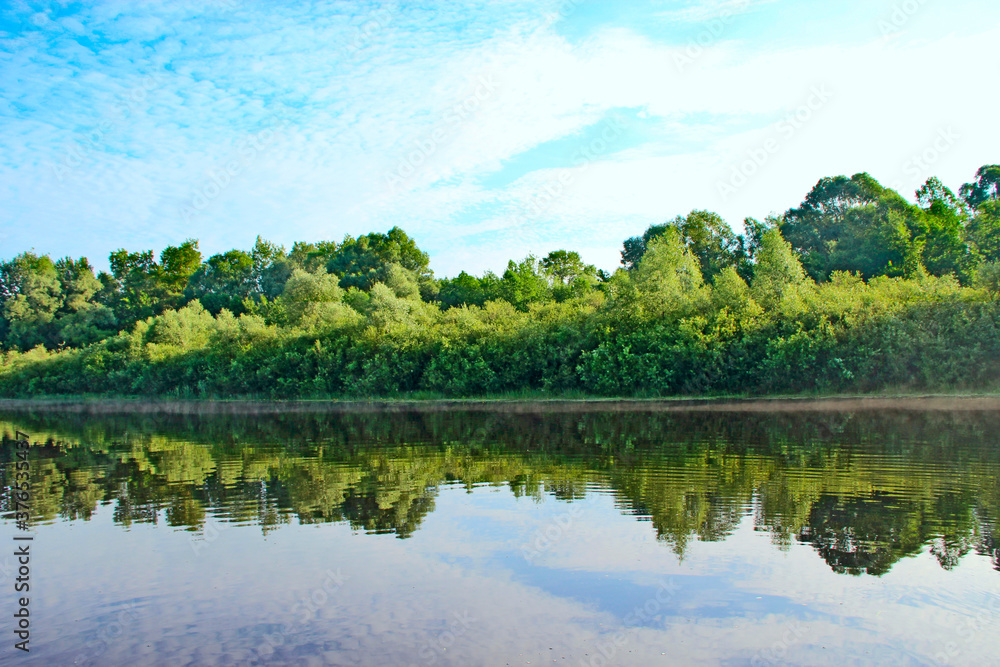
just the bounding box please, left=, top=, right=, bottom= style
left=2, top=165, right=1000, bottom=398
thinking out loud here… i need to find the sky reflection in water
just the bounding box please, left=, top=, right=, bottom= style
left=1, top=401, right=999, bottom=666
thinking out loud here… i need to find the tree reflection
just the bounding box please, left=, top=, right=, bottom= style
left=2, top=406, right=999, bottom=576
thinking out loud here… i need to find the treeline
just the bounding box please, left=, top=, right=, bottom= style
left=1, top=166, right=1000, bottom=397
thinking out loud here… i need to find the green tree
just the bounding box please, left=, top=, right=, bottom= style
left=914, top=178, right=972, bottom=281
left=0, top=253, right=61, bottom=349
left=966, top=201, right=1000, bottom=263
left=960, top=165, right=1000, bottom=210
left=277, top=268, right=359, bottom=331
left=498, top=256, right=551, bottom=310
left=328, top=227, right=436, bottom=300
left=750, top=228, right=808, bottom=309
left=781, top=173, right=923, bottom=280
left=185, top=250, right=255, bottom=315
left=158, top=240, right=202, bottom=310
left=630, top=228, right=708, bottom=320
left=541, top=250, right=597, bottom=301
left=53, top=257, right=116, bottom=347
left=100, top=249, right=160, bottom=327
left=438, top=272, right=487, bottom=309
left=621, top=211, right=741, bottom=282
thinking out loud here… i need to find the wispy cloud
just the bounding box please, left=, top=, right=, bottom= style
left=1, top=0, right=998, bottom=277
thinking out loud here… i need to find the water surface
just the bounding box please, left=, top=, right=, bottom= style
left=1, top=399, right=999, bottom=665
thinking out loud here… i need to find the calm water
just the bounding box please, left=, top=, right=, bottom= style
left=1, top=399, right=999, bottom=666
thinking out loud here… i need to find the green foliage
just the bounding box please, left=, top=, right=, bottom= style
left=328, top=227, right=437, bottom=300
left=497, top=256, right=551, bottom=311
left=622, top=210, right=745, bottom=282
left=750, top=228, right=808, bottom=310
left=5, top=165, right=1000, bottom=399
left=976, top=261, right=1000, bottom=298
left=967, top=201, right=1000, bottom=263
left=628, top=228, right=709, bottom=320
left=960, top=164, right=1000, bottom=210
left=438, top=271, right=488, bottom=309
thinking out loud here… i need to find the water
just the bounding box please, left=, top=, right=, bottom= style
left=1, top=399, right=999, bottom=666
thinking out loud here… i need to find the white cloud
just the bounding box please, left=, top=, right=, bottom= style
left=1, top=0, right=998, bottom=276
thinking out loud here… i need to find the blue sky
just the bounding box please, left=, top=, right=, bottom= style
left=2, top=0, right=999, bottom=277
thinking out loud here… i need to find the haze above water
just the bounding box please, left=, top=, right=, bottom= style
left=2, top=400, right=999, bottom=666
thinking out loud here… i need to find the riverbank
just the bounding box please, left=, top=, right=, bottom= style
left=3, top=391, right=1000, bottom=415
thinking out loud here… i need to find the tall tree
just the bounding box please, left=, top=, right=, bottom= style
left=498, top=256, right=551, bottom=311
left=914, top=178, right=972, bottom=281
left=750, top=228, right=808, bottom=309
left=960, top=165, right=1000, bottom=210
left=781, top=173, right=920, bottom=280
left=158, top=240, right=202, bottom=310
left=99, top=249, right=160, bottom=326
left=621, top=211, right=741, bottom=283
left=540, top=250, right=597, bottom=301
left=967, top=201, right=1000, bottom=263
left=185, top=250, right=255, bottom=315
left=438, top=272, right=487, bottom=309
left=328, top=227, right=436, bottom=300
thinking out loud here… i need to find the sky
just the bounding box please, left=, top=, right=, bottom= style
left=1, top=0, right=999, bottom=278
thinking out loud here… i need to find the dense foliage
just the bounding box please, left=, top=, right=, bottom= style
left=2, top=167, right=1000, bottom=398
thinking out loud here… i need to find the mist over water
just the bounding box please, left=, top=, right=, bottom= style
left=2, top=400, right=999, bottom=665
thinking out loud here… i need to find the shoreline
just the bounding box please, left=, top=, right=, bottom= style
left=3, top=392, right=1000, bottom=414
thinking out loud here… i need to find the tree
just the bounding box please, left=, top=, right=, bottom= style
left=328, top=227, right=436, bottom=300
left=498, top=256, right=551, bottom=310
left=277, top=268, right=358, bottom=330
left=914, top=178, right=972, bottom=281
left=710, top=266, right=762, bottom=319
left=734, top=216, right=777, bottom=284
left=621, top=223, right=670, bottom=270
left=621, top=211, right=741, bottom=283
left=100, top=248, right=160, bottom=326
left=630, top=228, right=708, bottom=320
left=158, top=240, right=202, bottom=310
left=541, top=250, right=593, bottom=285
left=960, top=165, right=1000, bottom=210
left=0, top=253, right=61, bottom=349
left=185, top=250, right=255, bottom=315
left=966, top=201, right=1000, bottom=263
left=0, top=253, right=114, bottom=349
left=781, top=173, right=923, bottom=281
left=438, top=272, right=487, bottom=309
left=53, top=257, right=116, bottom=347
left=750, top=228, right=808, bottom=309
left=540, top=250, right=597, bottom=301
left=975, top=261, right=1000, bottom=298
